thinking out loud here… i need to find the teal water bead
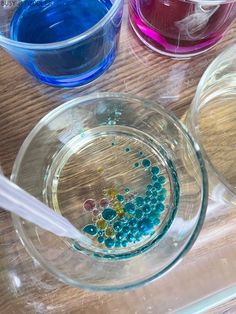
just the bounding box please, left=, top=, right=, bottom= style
left=116, top=232, right=125, bottom=241
left=147, top=184, right=153, bottom=190
left=152, top=216, right=161, bottom=225
left=121, top=240, right=128, bottom=247
left=122, top=226, right=130, bottom=234
left=134, top=209, right=144, bottom=219
left=152, top=190, right=158, bottom=197
left=98, top=230, right=104, bottom=236
left=145, top=197, right=151, bottom=204
left=125, top=147, right=131, bottom=152
left=143, top=204, right=151, bottom=213
left=150, top=198, right=158, bottom=205
left=142, top=159, right=151, bottom=168
left=158, top=194, right=166, bottom=202
left=135, top=196, right=144, bottom=207
left=146, top=190, right=152, bottom=197
left=138, top=218, right=154, bottom=235
left=153, top=181, right=162, bottom=191
left=105, top=238, right=115, bottom=248
left=160, top=188, right=167, bottom=195
left=97, top=236, right=105, bottom=243
left=83, top=224, right=98, bottom=236
left=117, top=194, right=124, bottom=203
left=139, top=151, right=144, bottom=156
left=115, top=241, right=122, bottom=248
left=152, top=176, right=158, bottom=182
left=134, top=162, right=139, bottom=168
left=129, top=218, right=138, bottom=227
left=124, top=187, right=130, bottom=193
left=158, top=175, right=166, bottom=184
left=151, top=166, right=160, bottom=175
left=135, top=233, right=142, bottom=241
left=150, top=209, right=161, bottom=220
left=113, top=221, right=123, bottom=231
left=102, top=208, right=117, bottom=221
left=124, top=202, right=135, bottom=214
left=127, top=234, right=135, bottom=242
left=156, top=203, right=165, bottom=212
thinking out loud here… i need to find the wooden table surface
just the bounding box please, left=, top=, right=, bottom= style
left=1, top=4, right=236, bottom=313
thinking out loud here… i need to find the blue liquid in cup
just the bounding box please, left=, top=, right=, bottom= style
left=10, top=0, right=122, bottom=87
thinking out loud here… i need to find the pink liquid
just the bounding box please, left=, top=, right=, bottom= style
left=129, top=0, right=236, bottom=56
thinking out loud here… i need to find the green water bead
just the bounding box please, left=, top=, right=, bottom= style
left=124, top=202, right=135, bottom=214
left=158, top=176, right=166, bottom=184
left=117, top=194, right=124, bottom=203
left=83, top=224, right=98, bottom=236
left=134, top=162, right=140, bottom=168
left=97, top=236, right=105, bottom=243
left=151, top=166, right=160, bottom=175
left=105, top=238, right=115, bottom=248
left=102, top=208, right=117, bottom=221
left=142, top=159, right=151, bottom=168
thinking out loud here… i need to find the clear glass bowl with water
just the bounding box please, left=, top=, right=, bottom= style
left=11, top=93, right=207, bottom=290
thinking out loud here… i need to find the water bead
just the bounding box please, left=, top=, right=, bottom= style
left=116, top=232, right=125, bottom=241
left=98, top=230, right=104, bottom=236
left=124, top=202, right=135, bottom=214
left=158, top=176, right=166, bottom=184
left=125, top=147, right=131, bottom=152
left=156, top=203, right=165, bottom=212
left=105, top=238, right=115, bottom=248
left=152, top=176, right=158, bottom=182
left=152, top=216, right=161, bottom=225
left=129, top=218, right=138, bottom=227
left=92, top=208, right=100, bottom=216
left=152, top=190, right=158, bottom=197
left=107, top=188, right=118, bottom=200
left=122, top=226, right=130, bottom=234
left=96, top=219, right=107, bottom=230
left=147, top=184, right=153, bottom=190
left=160, top=188, right=167, bottom=195
left=143, top=204, right=151, bottom=213
left=127, top=234, right=135, bottom=242
left=113, top=221, right=123, bottom=231
left=105, top=227, right=115, bottom=237
left=139, top=151, right=144, bottom=156
left=150, top=198, right=157, bottom=205
left=158, top=194, right=166, bottom=202
left=100, top=198, right=109, bottom=208
left=145, top=197, right=151, bottom=204
left=102, top=208, right=117, bottom=221
left=83, top=224, right=98, bottom=236
left=146, top=190, right=152, bottom=197
left=153, top=181, right=162, bottom=191
left=124, top=187, right=130, bottom=193
left=83, top=199, right=96, bottom=211
left=142, top=159, right=151, bottom=168
left=97, top=236, right=105, bottom=243
left=151, top=166, right=160, bottom=175
left=139, top=218, right=154, bottom=235
left=134, top=209, right=144, bottom=219
left=135, top=196, right=144, bottom=207
left=115, top=241, right=122, bottom=248
left=121, top=240, right=128, bottom=247
left=134, top=162, right=139, bottom=168
left=117, top=194, right=124, bottom=203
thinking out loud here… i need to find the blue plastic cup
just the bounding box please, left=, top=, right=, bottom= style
left=0, top=0, right=123, bottom=87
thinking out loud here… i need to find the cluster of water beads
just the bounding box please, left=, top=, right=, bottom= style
left=82, top=153, right=167, bottom=249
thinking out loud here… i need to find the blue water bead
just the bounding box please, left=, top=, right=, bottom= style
left=97, top=236, right=104, bottom=243
left=124, top=202, right=135, bottom=214
left=102, top=208, right=117, bottom=221
left=142, top=159, right=151, bottom=168
left=138, top=218, right=154, bottom=235
left=104, top=238, right=115, bottom=248
left=134, top=209, right=144, bottom=219
left=83, top=224, right=98, bottom=236
left=151, top=166, right=160, bottom=175
left=156, top=203, right=165, bottom=212
left=146, top=190, right=152, bottom=197
left=153, top=181, right=162, bottom=191
left=135, top=196, right=144, bottom=207
left=117, top=194, right=124, bottom=203
left=143, top=204, right=151, bottom=213
left=158, top=194, right=166, bottom=202
left=158, top=175, right=166, bottom=184
left=116, top=232, right=126, bottom=241
left=113, top=221, right=123, bottom=231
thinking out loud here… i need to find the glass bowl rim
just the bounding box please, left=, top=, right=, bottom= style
left=0, top=0, right=123, bottom=50
left=11, top=92, right=208, bottom=291
left=190, top=44, right=236, bottom=197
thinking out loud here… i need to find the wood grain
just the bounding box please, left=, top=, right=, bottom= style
left=0, top=3, right=236, bottom=314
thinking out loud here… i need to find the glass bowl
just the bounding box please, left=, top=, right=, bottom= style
left=11, top=93, right=208, bottom=291
left=185, top=44, right=236, bottom=205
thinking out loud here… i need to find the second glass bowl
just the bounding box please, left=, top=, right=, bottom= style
left=11, top=93, right=207, bottom=291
